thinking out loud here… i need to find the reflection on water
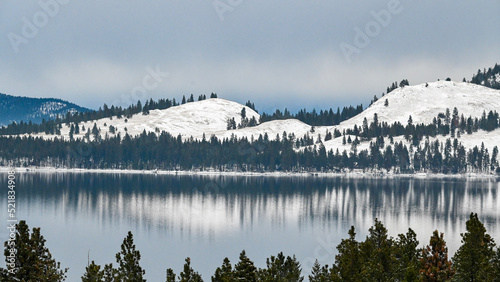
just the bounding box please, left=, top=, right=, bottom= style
left=0, top=173, right=499, bottom=281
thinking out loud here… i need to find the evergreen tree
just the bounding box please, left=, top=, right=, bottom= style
left=179, top=257, right=203, bottom=282
left=115, top=231, right=145, bottom=282
left=234, top=250, right=257, bottom=281
left=245, top=100, right=256, bottom=112
left=211, top=257, right=233, bottom=282
left=241, top=107, right=246, bottom=120
left=102, top=263, right=119, bottom=282
left=399, top=79, right=409, bottom=87
left=420, top=230, right=454, bottom=281
left=69, top=124, right=75, bottom=141
left=1, top=220, right=68, bottom=281
left=258, top=252, right=303, bottom=281
left=308, top=260, right=330, bottom=282
left=226, top=118, right=236, bottom=130
left=394, top=228, right=420, bottom=281
left=166, top=268, right=177, bottom=282
left=81, top=261, right=104, bottom=282
left=359, top=219, right=395, bottom=281
left=453, top=213, right=496, bottom=281
left=332, top=226, right=360, bottom=281
left=491, top=248, right=500, bottom=282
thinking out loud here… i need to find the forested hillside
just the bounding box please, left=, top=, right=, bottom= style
left=0, top=93, right=90, bottom=126
left=470, top=63, right=500, bottom=89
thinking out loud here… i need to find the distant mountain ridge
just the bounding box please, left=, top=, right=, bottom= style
left=0, top=92, right=90, bottom=126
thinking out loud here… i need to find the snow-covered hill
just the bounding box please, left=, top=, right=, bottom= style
left=338, top=81, right=500, bottom=128
left=56, top=98, right=260, bottom=140
left=219, top=119, right=314, bottom=141
left=11, top=81, right=500, bottom=156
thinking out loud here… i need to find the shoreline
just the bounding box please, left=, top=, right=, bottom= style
left=0, top=166, right=498, bottom=180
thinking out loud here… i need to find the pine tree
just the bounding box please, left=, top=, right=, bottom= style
left=332, top=226, right=361, bottom=281
left=212, top=257, right=233, bottom=282
left=360, top=219, right=395, bottom=281
left=179, top=257, right=203, bottom=282
left=115, top=231, right=145, bottom=282
left=226, top=118, right=236, bottom=130
left=308, top=260, right=330, bottom=282
left=258, top=252, right=303, bottom=281
left=420, top=230, right=454, bottom=281
left=1, top=220, right=68, bottom=281
left=234, top=250, right=257, bottom=281
left=453, top=213, right=496, bottom=281
left=81, top=261, right=104, bottom=282
left=491, top=248, right=500, bottom=282
left=166, top=268, right=177, bottom=282
left=102, top=263, right=119, bottom=281
left=394, top=228, right=420, bottom=281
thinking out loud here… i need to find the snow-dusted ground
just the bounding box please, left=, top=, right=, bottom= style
left=337, top=81, right=500, bottom=127
left=218, top=119, right=314, bottom=141
left=1, top=166, right=497, bottom=179
left=6, top=81, right=500, bottom=158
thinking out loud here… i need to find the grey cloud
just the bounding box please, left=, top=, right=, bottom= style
left=1, top=0, right=499, bottom=111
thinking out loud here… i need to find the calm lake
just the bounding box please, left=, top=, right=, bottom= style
left=1, top=172, right=499, bottom=281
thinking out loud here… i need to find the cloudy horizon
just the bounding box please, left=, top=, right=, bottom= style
left=1, top=0, right=499, bottom=113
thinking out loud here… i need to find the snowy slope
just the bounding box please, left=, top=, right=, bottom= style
left=308, top=81, right=500, bottom=154
left=51, top=98, right=260, bottom=140
left=319, top=129, right=500, bottom=156
left=337, top=81, right=500, bottom=129
left=217, top=119, right=314, bottom=141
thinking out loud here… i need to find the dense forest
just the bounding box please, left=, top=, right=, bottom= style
left=0, top=93, right=90, bottom=126
left=2, top=213, right=500, bottom=281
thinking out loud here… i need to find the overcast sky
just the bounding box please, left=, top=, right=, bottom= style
left=1, top=0, right=499, bottom=113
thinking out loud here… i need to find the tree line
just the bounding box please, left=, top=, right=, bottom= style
left=2, top=213, right=500, bottom=281
left=259, top=105, right=364, bottom=126
left=470, top=63, right=500, bottom=90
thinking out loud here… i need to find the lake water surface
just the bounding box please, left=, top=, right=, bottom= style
left=1, top=172, right=499, bottom=281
